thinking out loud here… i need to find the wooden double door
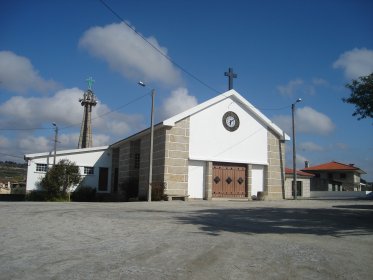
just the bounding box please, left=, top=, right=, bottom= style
left=212, top=162, right=247, bottom=198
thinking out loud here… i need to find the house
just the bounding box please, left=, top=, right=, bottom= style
left=111, top=89, right=290, bottom=200
left=302, top=161, right=366, bottom=191
left=24, top=146, right=112, bottom=193
left=284, top=168, right=313, bottom=198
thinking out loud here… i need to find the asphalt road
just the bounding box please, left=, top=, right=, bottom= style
left=0, top=199, right=372, bottom=280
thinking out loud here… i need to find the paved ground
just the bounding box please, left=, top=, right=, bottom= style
left=0, top=199, right=372, bottom=280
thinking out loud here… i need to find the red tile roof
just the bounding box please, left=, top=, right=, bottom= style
left=285, top=168, right=314, bottom=177
left=302, top=161, right=365, bottom=174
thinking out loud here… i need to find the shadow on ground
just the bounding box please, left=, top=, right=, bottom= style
left=176, top=206, right=373, bottom=237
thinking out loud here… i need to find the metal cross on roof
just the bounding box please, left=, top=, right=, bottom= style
left=224, top=68, right=237, bottom=90
left=86, top=77, right=95, bottom=90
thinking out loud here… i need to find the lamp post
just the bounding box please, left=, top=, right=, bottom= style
left=292, top=98, right=302, bottom=200
left=138, top=81, right=155, bottom=202
left=52, top=122, right=58, bottom=167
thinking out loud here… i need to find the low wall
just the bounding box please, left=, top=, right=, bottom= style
left=310, top=191, right=371, bottom=198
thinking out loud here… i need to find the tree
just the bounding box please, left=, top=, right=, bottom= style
left=343, top=73, right=373, bottom=120
left=39, top=159, right=81, bottom=198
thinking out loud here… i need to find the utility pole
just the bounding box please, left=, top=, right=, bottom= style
left=138, top=81, right=155, bottom=202
left=292, top=98, right=302, bottom=199
left=148, top=89, right=155, bottom=202
left=52, top=123, right=58, bottom=166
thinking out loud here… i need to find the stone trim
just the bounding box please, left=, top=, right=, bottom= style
left=266, top=128, right=286, bottom=200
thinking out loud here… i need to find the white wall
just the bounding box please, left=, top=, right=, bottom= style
left=25, top=147, right=111, bottom=192
left=189, top=96, right=268, bottom=165
left=310, top=191, right=371, bottom=198
left=188, top=160, right=205, bottom=199
left=251, top=165, right=264, bottom=196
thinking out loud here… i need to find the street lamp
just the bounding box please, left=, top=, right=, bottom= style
left=138, top=81, right=155, bottom=202
left=52, top=122, right=58, bottom=167
left=292, top=98, right=302, bottom=200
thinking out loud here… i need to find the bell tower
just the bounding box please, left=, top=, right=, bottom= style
left=78, top=77, right=97, bottom=149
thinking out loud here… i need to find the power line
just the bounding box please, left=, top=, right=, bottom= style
left=0, top=127, right=51, bottom=131
left=60, top=91, right=149, bottom=130
left=0, top=92, right=149, bottom=132
left=98, top=0, right=291, bottom=113
left=0, top=152, right=24, bottom=159
left=99, top=0, right=221, bottom=94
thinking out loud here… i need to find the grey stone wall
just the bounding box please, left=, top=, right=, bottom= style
left=247, top=164, right=252, bottom=199
left=205, top=161, right=212, bottom=200
left=138, top=128, right=167, bottom=199
left=163, top=118, right=190, bottom=196
left=118, top=142, right=131, bottom=193
left=265, top=128, right=286, bottom=200
left=284, top=177, right=311, bottom=198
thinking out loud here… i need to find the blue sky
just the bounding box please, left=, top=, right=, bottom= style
left=1, top=0, right=372, bottom=180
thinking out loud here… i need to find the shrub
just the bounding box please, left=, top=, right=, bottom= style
left=71, top=186, right=96, bottom=202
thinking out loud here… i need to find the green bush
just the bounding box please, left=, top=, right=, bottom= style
left=71, top=186, right=96, bottom=202
left=26, top=190, right=69, bottom=201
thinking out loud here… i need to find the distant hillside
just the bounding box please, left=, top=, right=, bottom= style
left=0, top=161, right=27, bottom=183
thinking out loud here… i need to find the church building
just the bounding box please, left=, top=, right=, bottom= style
left=111, top=89, right=289, bottom=200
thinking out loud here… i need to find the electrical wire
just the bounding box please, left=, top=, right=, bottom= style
left=98, top=0, right=291, bottom=113
left=99, top=0, right=221, bottom=94
left=0, top=92, right=149, bottom=131
left=0, top=152, right=24, bottom=159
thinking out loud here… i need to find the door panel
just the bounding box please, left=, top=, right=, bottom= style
left=212, top=163, right=247, bottom=198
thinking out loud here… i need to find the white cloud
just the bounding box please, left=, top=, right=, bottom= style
left=0, top=87, right=144, bottom=136
left=0, top=87, right=145, bottom=161
left=272, top=106, right=335, bottom=136
left=299, top=141, right=323, bottom=152
left=277, top=79, right=304, bottom=97
left=297, top=107, right=335, bottom=135
left=0, top=135, right=10, bottom=149
left=277, top=79, right=316, bottom=97
left=333, top=48, right=373, bottom=80
left=19, top=136, right=51, bottom=153
left=335, top=142, right=348, bottom=150
left=0, top=50, right=58, bottom=94
left=79, top=23, right=182, bottom=87
left=0, top=88, right=83, bottom=128
left=158, top=87, right=198, bottom=120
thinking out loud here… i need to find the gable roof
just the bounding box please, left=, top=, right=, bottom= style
left=111, top=89, right=290, bottom=148
left=163, top=89, right=290, bottom=140
left=24, top=146, right=109, bottom=160
left=302, top=161, right=366, bottom=174
left=285, top=168, right=314, bottom=177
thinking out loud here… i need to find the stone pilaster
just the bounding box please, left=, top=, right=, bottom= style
left=247, top=164, right=252, bottom=199
left=164, top=118, right=190, bottom=196
left=205, top=161, right=212, bottom=200
left=266, top=128, right=286, bottom=200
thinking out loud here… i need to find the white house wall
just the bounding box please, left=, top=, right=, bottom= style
left=26, top=148, right=111, bottom=192
left=251, top=165, right=264, bottom=196
left=188, top=160, right=205, bottom=199
left=189, top=96, right=268, bottom=164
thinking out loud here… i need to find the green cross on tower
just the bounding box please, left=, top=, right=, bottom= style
left=86, top=77, right=95, bottom=90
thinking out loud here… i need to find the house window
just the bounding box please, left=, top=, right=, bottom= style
left=36, top=163, right=48, bottom=172
left=291, top=181, right=302, bottom=197
left=340, top=173, right=346, bottom=179
left=134, top=153, right=140, bottom=169
left=98, top=167, right=109, bottom=192
left=328, top=173, right=333, bottom=179
left=84, top=167, right=94, bottom=175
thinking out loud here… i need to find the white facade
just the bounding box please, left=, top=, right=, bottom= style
left=187, top=160, right=206, bottom=199
left=188, top=96, right=268, bottom=165
left=25, top=146, right=112, bottom=192
left=161, top=90, right=289, bottom=200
